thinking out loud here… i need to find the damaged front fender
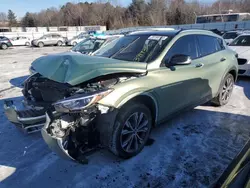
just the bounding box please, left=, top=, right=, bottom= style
left=41, top=105, right=118, bottom=163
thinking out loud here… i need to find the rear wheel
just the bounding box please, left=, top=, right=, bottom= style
left=109, top=102, right=152, bottom=158
left=25, top=42, right=30, bottom=46
left=1, top=43, right=8, bottom=50
left=38, top=42, right=44, bottom=48
left=72, top=42, right=77, bottom=46
left=57, top=40, right=63, bottom=46
left=211, top=73, right=234, bottom=106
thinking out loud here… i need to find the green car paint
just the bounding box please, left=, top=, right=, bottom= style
left=32, top=30, right=238, bottom=125
left=32, top=52, right=147, bottom=85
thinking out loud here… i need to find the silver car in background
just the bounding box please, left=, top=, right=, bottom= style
left=66, top=32, right=88, bottom=46
left=31, top=33, right=67, bottom=47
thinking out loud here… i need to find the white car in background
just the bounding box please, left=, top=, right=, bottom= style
left=66, top=32, right=87, bottom=46
left=71, top=35, right=123, bottom=55
left=229, top=34, right=250, bottom=76
left=10, top=36, right=31, bottom=46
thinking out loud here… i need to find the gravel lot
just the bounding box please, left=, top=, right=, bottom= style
left=0, top=46, right=250, bottom=188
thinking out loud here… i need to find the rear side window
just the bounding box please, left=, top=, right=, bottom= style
left=52, top=34, right=60, bottom=38
left=197, top=35, right=223, bottom=57
left=165, top=35, right=198, bottom=62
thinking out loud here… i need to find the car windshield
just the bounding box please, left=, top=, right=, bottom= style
left=230, top=35, right=250, bottom=46
left=71, top=38, right=106, bottom=52
left=94, top=35, right=172, bottom=62
left=223, top=32, right=238, bottom=39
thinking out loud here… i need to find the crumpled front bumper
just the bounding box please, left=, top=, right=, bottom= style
left=41, top=113, right=75, bottom=161
left=3, top=100, right=56, bottom=133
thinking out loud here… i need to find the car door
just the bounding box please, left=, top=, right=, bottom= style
left=44, top=35, right=52, bottom=45
left=10, top=37, right=17, bottom=45
left=153, top=35, right=209, bottom=120
left=195, top=35, right=228, bottom=98
left=51, top=34, right=60, bottom=45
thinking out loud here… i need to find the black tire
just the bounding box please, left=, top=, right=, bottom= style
left=109, top=102, right=152, bottom=158
left=25, top=42, right=30, bottom=46
left=211, top=73, right=234, bottom=106
left=1, top=43, right=8, bottom=50
left=57, top=40, right=63, bottom=46
left=38, top=42, right=44, bottom=48
left=72, top=42, right=77, bottom=46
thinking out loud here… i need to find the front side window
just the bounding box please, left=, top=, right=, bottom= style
left=164, top=35, right=198, bottom=63
left=217, top=38, right=225, bottom=50
left=95, top=35, right=172, bottom=62
left=197, top=35, right=221, bottom=57
left=229, top=36, right=250, bottom=46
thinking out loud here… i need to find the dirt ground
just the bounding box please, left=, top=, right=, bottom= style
left=0, top=46, right=250, bottom=188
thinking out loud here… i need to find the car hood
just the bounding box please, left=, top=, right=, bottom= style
left=229, top=46, right=250, bottom=59
left=32, top=52, right=147, bottom=85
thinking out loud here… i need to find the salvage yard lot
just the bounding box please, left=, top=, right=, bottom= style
left=0, top=46, right=250, bottom=188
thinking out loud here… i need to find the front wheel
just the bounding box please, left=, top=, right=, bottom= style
left=1, top=43, right=8, bottom=50
left=109, top=102, right=152, bottom=158
left=25, top=42, right=30, bottom=46
left=211, top=73, right=234, bottom=106
left=57, top=41, right=63, bottom=46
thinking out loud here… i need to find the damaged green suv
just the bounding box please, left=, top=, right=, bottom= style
left=4, top=30, right=238, bottom=162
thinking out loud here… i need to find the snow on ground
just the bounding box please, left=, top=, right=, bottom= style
left=0, top=46, right=250, bottom=188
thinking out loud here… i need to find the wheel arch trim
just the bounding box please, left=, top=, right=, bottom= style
left=117, top=92, right=159, bottom=124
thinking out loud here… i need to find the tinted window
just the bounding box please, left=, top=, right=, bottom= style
left=230, top=36, right=250, bottom=46
left=52, top=34, right=60, bottom=38
left=0, top=36, right=8, bottom=40
left=197, top=35, right=221, bottom=56
left=217, top=38, right=225, bottom=50
left=165, top=35, right=198, bottom=62
left=223, top=32, right=238, bottom=39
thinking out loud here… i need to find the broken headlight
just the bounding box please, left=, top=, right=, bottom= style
left=53, top=89, right=112, bottom=112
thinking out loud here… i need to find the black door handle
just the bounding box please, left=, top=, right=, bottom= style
left=195, top=63, right=204, bottom=68
left=220, top=57, right=226, bottom=62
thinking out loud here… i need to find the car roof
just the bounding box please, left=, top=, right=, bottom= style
left=128, top=30, right=180, bottom=36
left=128, top=29, right=215, bottom=37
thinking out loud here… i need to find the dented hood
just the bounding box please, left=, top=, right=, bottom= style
left=32, top=52, right=147, bottom=85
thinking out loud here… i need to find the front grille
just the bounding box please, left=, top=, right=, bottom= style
left=17, top=108, right=47, bottom=118
left=239, top=69, right=246, bottom=74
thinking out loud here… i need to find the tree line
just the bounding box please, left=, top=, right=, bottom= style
left=1, top=0, right=250, bottom=29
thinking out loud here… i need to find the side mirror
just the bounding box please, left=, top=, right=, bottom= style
left=167, top=54, right=191, bottom=66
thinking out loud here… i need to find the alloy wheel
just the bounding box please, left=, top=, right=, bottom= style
left=2, top=44, right=7, bottom=50
left=120, top=112, right=149, bottom=153
left=221, top=76, right=234, bottom=103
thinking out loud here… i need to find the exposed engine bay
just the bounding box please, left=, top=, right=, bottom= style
left=4, top=72, right=140, bottom=162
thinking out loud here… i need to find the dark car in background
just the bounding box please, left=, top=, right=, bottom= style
left=0, top=36, right=13, bottom=50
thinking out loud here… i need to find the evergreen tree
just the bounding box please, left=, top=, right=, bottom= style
left=7, top=9, right=17, bottom=27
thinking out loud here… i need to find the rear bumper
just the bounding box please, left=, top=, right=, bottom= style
left=7, top=42, right=12, bottom=47
left=3, top=100, right=56, bottom=133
